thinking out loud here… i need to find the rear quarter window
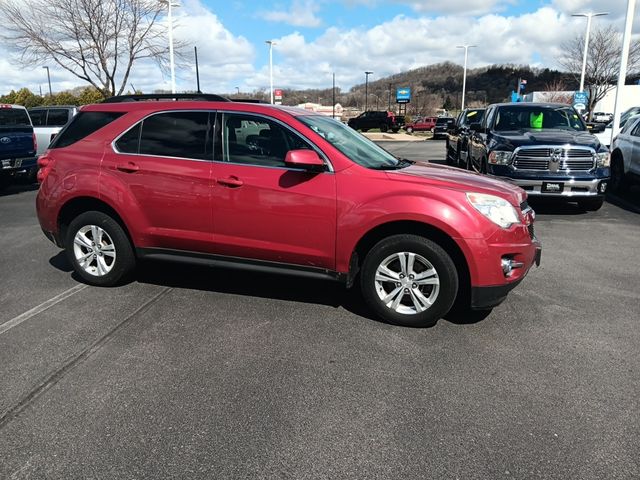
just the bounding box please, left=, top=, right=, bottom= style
left=49, top=111, right=123, bottom=149
left=46, top=109, right=71, bottom=127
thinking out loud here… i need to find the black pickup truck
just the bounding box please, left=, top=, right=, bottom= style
left=0, top=104, right=37, bottom=189
left=446, top=108, right=485, bottom=166
left=347, top=110, right=405, bottom=133
left=468, top=103, right=610, bottom=211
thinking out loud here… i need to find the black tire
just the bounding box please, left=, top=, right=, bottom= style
left=380, top=124, right=388, bottom=133
left=26, top=166, right=38, bottom=184
left=65, top=211, right=136, bottom=286
left=480, top=157, right=488, bottom=174
left=610, top=155, right=628, bottom=194
left=391, top=128, right=400, bottom=133
left=0, top=176, right=9, bottom=192
left=360, top=234, right=458, bottom=327
left=578, top=197, right=604, bottom=212
left=361, top=128, right=369, bottom=132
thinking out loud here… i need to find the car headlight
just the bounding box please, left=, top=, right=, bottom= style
left=466, top=192, right=520, bottom=229
left=488, top=150, right=513, bottom=165
left=596, top=151, right=610, bottom=167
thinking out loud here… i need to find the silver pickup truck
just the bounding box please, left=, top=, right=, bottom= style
left=28, top=106, right=78, bottom=156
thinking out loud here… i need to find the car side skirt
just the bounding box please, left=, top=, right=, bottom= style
left=136, top=248, right=347, bottom=284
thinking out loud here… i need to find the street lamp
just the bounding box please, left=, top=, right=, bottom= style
left=266, top=40, right=276, bottom=104
left=160, top=0, right=180, bottom=94
left=42, top=66, right=52, bottom=96
left=235, top=86, right=240, bottom=95
left=456, top=45, right=476, bottom=111
left=572, top=12, right=608, bottom=93
left=364, top=71, right=373, bottom=112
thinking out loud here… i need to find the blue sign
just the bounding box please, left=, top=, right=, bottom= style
left=573, top=91, right=589, bottom=110
left=396, top=87, right=411, bottom=104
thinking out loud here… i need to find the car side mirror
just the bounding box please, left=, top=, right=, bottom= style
left=469, top=122, right=483, bottom=133
left=285, top=149, right=325, bottom=172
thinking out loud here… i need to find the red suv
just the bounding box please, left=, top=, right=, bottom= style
left=36, top=94, right=541, bottom=327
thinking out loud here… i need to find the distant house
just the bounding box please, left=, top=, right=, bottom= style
left=296, top=102, right=343, bottom=120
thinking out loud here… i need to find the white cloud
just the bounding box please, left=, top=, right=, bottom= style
left=395, top=0, right=513, bottom=16
left=261, top=0, right=322, bottom=28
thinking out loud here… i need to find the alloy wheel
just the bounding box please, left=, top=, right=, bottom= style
left=73, top=225, right=117, bottom=276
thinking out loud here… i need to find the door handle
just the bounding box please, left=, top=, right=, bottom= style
left=116, top=162, right=139, bottom=173
left=217, top=176, right=243, bottom=188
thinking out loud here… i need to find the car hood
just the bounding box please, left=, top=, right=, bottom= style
left=493, top=129, right=602, bottom=150
left=387, top=161, right=525, bottom=206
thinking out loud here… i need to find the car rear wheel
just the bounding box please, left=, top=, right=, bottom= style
left=406, top=126, right=413, bottom=133
left=360, top=235, right=458, bottom=327
left=380, top=124, right=388, bottom=133
left=65, top=211, right=136, bottom=286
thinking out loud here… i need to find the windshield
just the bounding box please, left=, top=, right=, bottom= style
left=494, top=106, right=585, bottom=132
left=297, top=114, right=401, bottom=169
left=0, top=108, right=31, bottom=126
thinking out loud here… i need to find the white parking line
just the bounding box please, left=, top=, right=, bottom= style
left=0, top=284, right=88, bottom=336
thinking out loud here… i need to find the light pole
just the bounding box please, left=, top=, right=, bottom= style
left=612, top=0, right=635, bottom=145
left=42, top=66, right=52, bottom=96
left=235, top=86, right=240, bottom=95
left=161, top=0, right=180, bottom=94
left=456, top=45, right=476, bottom=111
left=266, top=40, right=276, bottom=104
left=572, top=12, right=608, bottom=93
left=364, top=71, right=373, bottom=112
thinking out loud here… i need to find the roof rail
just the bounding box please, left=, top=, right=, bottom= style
left=231, top=98, right=269, bottom=104
left=103, top=93, right=230, bottom=103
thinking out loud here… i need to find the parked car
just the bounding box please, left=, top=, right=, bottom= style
left=29, top=106, right=78, bottom=156
left=609, top=115, right=640, bottom=193
left=468, top=102, right=610, bottom=211
left=37, top=94, right=540, bottom=328
left=347, top=110, right=404, bottom=133
left=404, top=116, right=437, bottom=133
left=446, top=108, right=486, bottom=167
left=595, top=107, right=640, bottom=148
left=0, top=104, right=37, bottom=189
left=592, top=112, right=613, bottom=123
left=432, top=116, right=455, bottom=139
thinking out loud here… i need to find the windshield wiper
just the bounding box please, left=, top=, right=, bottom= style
left=371, top=158, right=414, bottom=170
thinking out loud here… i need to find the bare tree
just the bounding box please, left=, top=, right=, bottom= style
left=1, top=0, right=174, bottom=98
left=558, top=25, right=640, bottom=120
left=542, top=79, right=573, bottom=105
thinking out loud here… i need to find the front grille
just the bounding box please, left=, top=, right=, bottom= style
left=513, top=146, right=595, bottom=172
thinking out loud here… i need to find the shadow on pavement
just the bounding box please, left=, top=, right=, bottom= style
left=0, top=182, right=38, bottom=197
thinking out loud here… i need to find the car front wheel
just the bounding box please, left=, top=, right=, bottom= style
left=360, top=235, right=458, bottom=327
left=65, top=211, right=136, bottom=286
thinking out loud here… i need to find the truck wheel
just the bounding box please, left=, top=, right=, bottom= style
left=610, top=155, right=628, bottom=193
left=65, top=211, right=136, bottom=286
left=380, top=124, right=388, bottom=133
left=360, top=234, right=458, bottom=327
left=578, top=197, right=604, bottom=212
left=391, top=128, right=400, bottom=133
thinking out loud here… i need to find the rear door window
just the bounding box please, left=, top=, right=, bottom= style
left=29, top=110, right=46, bottom=126
left=46, top=109, right=71, bottom=127
left=138, top=111, right=211, bottom=160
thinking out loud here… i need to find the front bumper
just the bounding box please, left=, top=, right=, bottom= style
left=507, top=177, right=608, bottom=197
left=470, top=245, right=541, bottom=309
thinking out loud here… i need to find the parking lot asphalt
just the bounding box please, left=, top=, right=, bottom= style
left=1, top=139, right=639, bottom=479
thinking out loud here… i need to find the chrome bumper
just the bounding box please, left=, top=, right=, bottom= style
left=506, top=178, right=608, bottom=197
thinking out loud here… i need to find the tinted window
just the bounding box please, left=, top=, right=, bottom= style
left=50, top=111, right=123, bottom=149
left=462, top=109, right=485, bottom=126
left=494, top=106, right=585, bottom=131
left=139, top=111, right=211, bottom=160
left=115, top=123, right=141, bottom=153
left=29, top=109, right=46, bottom=126
left=221, top=113, right=312, bottom=167
left=0, top=108, right=31, bottom=126
left=46, top=109, right=70, bottom=126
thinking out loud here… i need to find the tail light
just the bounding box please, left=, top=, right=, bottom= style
left=37, top=153, right=53, bottom=183
left=33, top=132, right=38, bottom=153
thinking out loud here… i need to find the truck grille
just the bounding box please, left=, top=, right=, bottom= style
left=513, top=147, right=595, bottom=172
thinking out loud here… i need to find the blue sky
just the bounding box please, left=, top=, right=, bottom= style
left=1, top=0, right=638, bottom=96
